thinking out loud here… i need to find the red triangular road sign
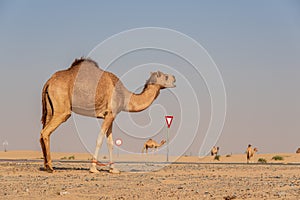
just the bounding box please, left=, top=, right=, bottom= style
left=165, top=116, right=174, bottom=128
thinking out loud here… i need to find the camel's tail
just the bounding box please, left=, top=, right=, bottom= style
left=41, top=82, right=53, bottom=128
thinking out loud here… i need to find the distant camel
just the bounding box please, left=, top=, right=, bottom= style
left=211, top=146, right=219, bottom=156
left=142, top=139, right=166, bottom=153
left=246, top=144, right=258, bottom=163
left=40, top=58, right=176, bottom=173
left=296, top=148, right=300, bottom=154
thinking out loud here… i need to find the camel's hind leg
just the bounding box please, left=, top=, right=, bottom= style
left=40, top=113, right=53, bottom=169
left=40, top=137, right=47, bottom=168
left=40, top=113, right=70, bottom=172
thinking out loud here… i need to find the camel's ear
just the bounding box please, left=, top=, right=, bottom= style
left=147, top=73, right=157, bottom=84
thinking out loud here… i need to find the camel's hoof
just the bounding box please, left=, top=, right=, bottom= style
left=109, top=168, right=120, bottom=174
left=45, top=166, right=54, bottom=173
left=89, top=166, right=100, bottom=173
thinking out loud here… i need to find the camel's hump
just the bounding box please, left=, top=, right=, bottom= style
left=69, top=57, right=100, bottom=69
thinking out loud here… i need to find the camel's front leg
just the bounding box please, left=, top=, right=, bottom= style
left=89, top=131, right=106, bottom=173
left=90, top=114, right=115, bottom=173
left=107, top=131, right=120, bottom=174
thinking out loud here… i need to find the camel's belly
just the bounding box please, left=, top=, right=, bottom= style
left=72, top=107, right=107, bottom=118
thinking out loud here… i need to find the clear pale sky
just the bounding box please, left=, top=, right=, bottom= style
left=0, top=1, right=300, bottom=156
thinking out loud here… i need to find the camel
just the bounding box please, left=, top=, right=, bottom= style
left=40, top=58, right=176, bottom=173
left=296, top=148, right=300, bottom=154
left=142, top=139, right=166, bottom=153
left=210, top=146, right=219, bottom=156
left=246, top=144, right=258, bottom=163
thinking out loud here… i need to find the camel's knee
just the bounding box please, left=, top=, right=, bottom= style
left=40, top=130, right=50, bottom=140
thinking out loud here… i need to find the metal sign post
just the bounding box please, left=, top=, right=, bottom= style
left=3, top=140, right=8, bottom=152
left=165, top=116, right=173, bottom=162
left=167, top=127, right=169, bottom=162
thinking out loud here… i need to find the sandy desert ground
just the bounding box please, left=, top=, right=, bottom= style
left=0, top=151, right=300, bottom=199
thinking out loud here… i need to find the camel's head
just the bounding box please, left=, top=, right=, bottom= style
left=147, top=71, right=176, bottom=88
left=160, top=140, right=166, bottom=145
left=253, top=147, right=258, bottom=152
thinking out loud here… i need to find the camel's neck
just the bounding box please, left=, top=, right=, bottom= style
left=124, top=84, right=161, bottom=112
left=157, top=142, right=164, bottom=147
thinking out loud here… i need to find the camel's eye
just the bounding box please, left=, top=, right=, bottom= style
left=165, top=76, right=169, bottom=81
